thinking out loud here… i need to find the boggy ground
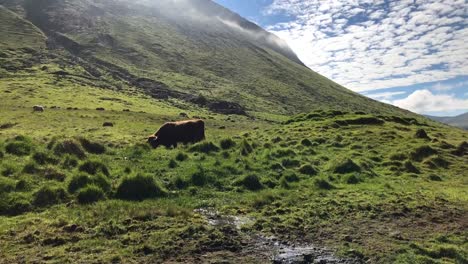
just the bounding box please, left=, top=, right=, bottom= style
left=0, top=77, right=467, bottom=263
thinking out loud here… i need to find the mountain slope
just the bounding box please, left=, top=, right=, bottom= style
left=426, top=113, right=468, bottom=130
left=1, top=0, right=414, bottom=116
left=0, top=1, right=467, bottom=263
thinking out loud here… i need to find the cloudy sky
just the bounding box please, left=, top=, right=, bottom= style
left=215, top=0, right=468, bottom=116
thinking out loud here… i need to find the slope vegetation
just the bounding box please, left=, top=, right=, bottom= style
left=1, top=0, right=414, bottom=116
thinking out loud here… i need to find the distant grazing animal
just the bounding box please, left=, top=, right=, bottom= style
left=148, top=119, right=205, bottom=148
left=33, top=105, right=44, bottom=112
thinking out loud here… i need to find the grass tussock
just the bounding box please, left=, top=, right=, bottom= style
left=331, top=158, right=361, bottom=174
left=77, top=185, right=105, bottom=204
left=116, top=175, right=166, bottom=201
left=189, top=142, right=220, bottom=153
left=53, top=140, right=86, bottom=159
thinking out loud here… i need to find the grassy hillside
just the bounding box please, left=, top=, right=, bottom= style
left=0, top=0, right=467, bottom=263
left=0, top=0, right=416, bottom=116
left=0, top=75, right=467, bottom=263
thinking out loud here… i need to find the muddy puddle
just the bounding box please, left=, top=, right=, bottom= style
left=194, top=208, right=360, bottom=264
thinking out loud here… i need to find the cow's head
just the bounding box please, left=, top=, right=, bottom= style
left=147, top=135, right=159, bottom=148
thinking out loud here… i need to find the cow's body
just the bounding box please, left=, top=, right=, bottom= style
left=33, top=105, right=44, bottom=112
left=148, top=119, right=205, bottom=148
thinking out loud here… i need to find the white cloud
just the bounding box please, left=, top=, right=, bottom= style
left=265, top=0, right=468, bottom=92
left=365, top=91, right=407, bottom=100
left=393, top=89, right=468, bottom=113
left=431, top=80, right=468, bottom=91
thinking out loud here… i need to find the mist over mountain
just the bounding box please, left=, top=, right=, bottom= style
left=0, top=0, right=410, bottom=116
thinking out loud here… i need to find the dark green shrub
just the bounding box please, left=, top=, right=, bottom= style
left=0, top=193, right=31, bottom=216
left=191, top=169, right=208, bottom=186
left=404, top=161, right=420, bottom=174
left=43, top=167, right=66, bottom=181
left=301, top=139, right=312, bottom=146
left=410, top=146, right=437, bottom=161
left=15, top=180, right=28, bottom=191
left=92, top=174, right=112, bottom=193
left=0, top=177, right=15, bottom=193
left=173, top=176, right=188, bottom=189
left=415, top=129, right=430, bottom=139
left=236, top=175, right=263, bottom=191
left=53, top=140, right=86, bottom=159
left=263, top=179, right=277, bottom=188
left=5, top=141, right=32, bottom=156
left=222, top=151, right=230, bottom=159
left=77, top=185, right=105, bottom=204
left=189, top=142, right=219, bottom=153
left=68, top=174, right=111, bottom=194
left=283, top=172, right=300, bottom=182
left=116, top=175, right=166, bottom=201
left=33, top=152, right=58, bottom=165
left=389, top=153, right=407, bottom=161
left=23, top=162, right=40, bottom=174
left=0, top=151, right=4, bottom=159
left=423, top=156, right=450, bottom=169
left=68, top=174, right=91, bottom=193
left=271, top=148, right=295, bottom=158
left=220, top=138, right=236, bottom=149
left=175, top=152, right=188, bottom=162
left=240, top=140, right=253, bottom=156
left=331, top=158, right=361, bottom=174
left=346, top=174, right=361, bottom=184
left=298, top=164, right=318, bottom=175
left=429, top=175, right=442, bottom=181
left=79, top=138, right=106, bottom=154
left=33, top=186, right=67, bottom=207
left=271, top=163, right=284, bottom=171
left=280, top=176, right=289, bottom=189
left=271, top=137, right=282, bottom=143
left=2, top=165, right=16, bottom=176
left=281, top=159, right=300, bottom=168
left=315, top=179, right=334, bottom=190
left=62, top=155, right=79, bottom=169
left=452, top=141, right=467, bottom=156
left=168, top=159, right=177, bottom=169
left=79, top=161, right=109, bottom=176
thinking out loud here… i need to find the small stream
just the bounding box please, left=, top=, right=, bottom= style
left=194, top=208, right=359, bottom=264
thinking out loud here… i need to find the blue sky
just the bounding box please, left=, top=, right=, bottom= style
left=214, top=0, right=468, bottom=116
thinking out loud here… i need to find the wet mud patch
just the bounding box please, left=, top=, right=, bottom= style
left=194, top=208, right=360, bottom=264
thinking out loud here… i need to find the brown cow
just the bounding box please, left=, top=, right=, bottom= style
left=148, top=119, right=205, bottom=148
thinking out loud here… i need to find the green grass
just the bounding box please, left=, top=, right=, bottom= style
left=0, top=1, right=467, bottom=263
left=0, top=86, right=466, bottom=262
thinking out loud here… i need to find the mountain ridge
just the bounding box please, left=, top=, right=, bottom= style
left=425, top=112, right=468, bottom=130
left=0, top=0, right=418, bottom=118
